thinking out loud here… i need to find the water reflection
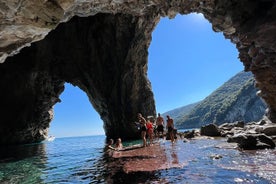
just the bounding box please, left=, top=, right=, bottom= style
left=220, top=148, right=276, bottom=183
left=0, top=136, right=274, bottom=183
left=0, top=143, right=47, bottom=183
left=171, top=151, right=179, bottom=165
left=100, top=146, right=160, bottom=183
left=0, top=143, right=46, bottom=162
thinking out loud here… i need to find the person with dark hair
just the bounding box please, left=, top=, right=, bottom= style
left=146, top=118, right=154, bottom=145
left=137, top=113, right=147, bottom=147
left=115, top=138, right=123, bottom=150
left=166, top=115, right=175, bottom=143
left=104, top=139, right=116, bottom=157
left=105, top=139, right=115, bottom=151
left=156, top=113, right=164, bottom=137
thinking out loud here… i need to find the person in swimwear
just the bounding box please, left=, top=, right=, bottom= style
left=115, top=138, right=123, bottom=150
left=156, top=113, right=164, bottom=137
left=146, top=118, right=154, bottom=145
left=166, top=115, right=175, bottom=143
left=104, top=139, right=116, bottom=156
left=137, top=113, right=147, bottom=147
left=105, top=139, right=115, bottom=150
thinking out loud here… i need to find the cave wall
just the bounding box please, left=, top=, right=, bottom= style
left=0, top=0, right=276, bottom=144
left=0, top=13, right=157, bottom=144
left=205, top=0, right=276, bottom=122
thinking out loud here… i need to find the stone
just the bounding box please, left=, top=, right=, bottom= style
left=262, top=125, right=276, bottom=136
left=227, top=133, right=275, bottom=150
left=1, top=0, right=276, bottom=144
left=183, top=130, right=195, bottom=139
left=209, top=154, right=223, bottom=160
left=111, top=142, right=187, bottom=173
left=219, top=121, right=245, bottom=130
left=200, top=124, right=221, bottom=136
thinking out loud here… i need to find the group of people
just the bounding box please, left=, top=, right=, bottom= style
left=105, top=138, right=123, bottom=151
left=137, top=112, right=175, bottom=147
left=105, top=113, right=175, bottom=152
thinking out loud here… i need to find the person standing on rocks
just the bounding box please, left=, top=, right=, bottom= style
left=166, top=115, right=175, bottom=143
left=146, top=118, right=154, bottom=146
left=137, top=113, right=147, bottom=147
left=156, top=113, right=165, bottom=138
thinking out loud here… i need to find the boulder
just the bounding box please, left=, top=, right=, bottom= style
left=227, top=133, right=275, bottom=150
left=183, top=130, right=195, bottom=139
left=262, top=125, right=276, bottom=136
left=200, top=124, right=221, bottom=136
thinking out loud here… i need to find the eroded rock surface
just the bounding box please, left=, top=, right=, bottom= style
left=1, top=0, right=276, bottom=144
left=111, top=143, right=187, bottom=173
left=0, top=14, right=156, bottom=144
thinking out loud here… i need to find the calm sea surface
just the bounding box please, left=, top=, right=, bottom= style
left=0, top=134, right=275, bottom=183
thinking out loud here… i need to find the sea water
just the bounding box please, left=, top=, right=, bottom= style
left=0, top=135, right=275, bottom=183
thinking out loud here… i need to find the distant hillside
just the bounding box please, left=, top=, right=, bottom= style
left=162, top=102, right=200, bottom=121
left=164, top=71, right=267, bottom=129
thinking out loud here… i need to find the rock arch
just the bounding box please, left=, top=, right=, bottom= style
left=0, top=13, right=156, bottom=144
left=0, top=0, right=276, bottom=144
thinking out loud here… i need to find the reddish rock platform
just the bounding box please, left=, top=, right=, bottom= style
left=112, top=141, right=187, bottom=173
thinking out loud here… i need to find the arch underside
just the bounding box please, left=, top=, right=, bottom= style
left=0, top=0, right=276, bottom=144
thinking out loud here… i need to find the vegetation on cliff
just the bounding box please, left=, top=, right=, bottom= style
left=165, top=71, right=267, bottom=129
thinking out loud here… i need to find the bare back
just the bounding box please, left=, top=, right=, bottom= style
left=167, top=118, right=174, bottom=128
left=156, top=116, right=164, bottom=126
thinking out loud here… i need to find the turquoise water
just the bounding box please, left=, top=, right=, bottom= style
left=0, top=135, right=275, bottom=183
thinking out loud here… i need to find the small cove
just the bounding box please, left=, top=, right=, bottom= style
left=0, top=135, right=275, bottom=183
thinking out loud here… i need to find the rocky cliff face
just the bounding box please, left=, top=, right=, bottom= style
left=0, top=14, right=157, bottom=144
left=0, top=0, right=276, bottom=144
left=223, top=78, right=267, bottom=123
left=175, top=72, right=267, bottom=129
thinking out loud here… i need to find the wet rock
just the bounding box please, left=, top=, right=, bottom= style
left=209, top=154, right=223, bottom=160
left=227, top=133, right=275, bottom=150
left=262, top=125, right=276, bottom=136
left=111, top=143, right=187, bottom=173
left=179, top=130, right=195, bottom=139
left=200, top=124, right=221, bottom=136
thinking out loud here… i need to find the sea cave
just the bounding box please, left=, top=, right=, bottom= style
left=0, top=0, right=276, bottom=145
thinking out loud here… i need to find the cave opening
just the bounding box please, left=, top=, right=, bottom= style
left=148, top=13, right=244, bottom=122
left=49, top=83, right=104, bottom=138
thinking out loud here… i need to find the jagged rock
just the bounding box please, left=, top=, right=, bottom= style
left=181, top=130, right=195, bottom=139
left=200, top=118, right=276, bottom=150
left=1, top=0, right=276, bottom=144
left=227, top=133, right=275, bottom=150
left=209, top=154, right=223, bottom=160
left=200, top=124, right=221, bottom=136
left=219, top=121, right=246, bottom=137
left=219, top=121, right=245, bottom=130
left=262, top=125, right=276, bottom=136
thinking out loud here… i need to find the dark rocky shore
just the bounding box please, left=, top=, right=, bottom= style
left=198, top=117, right=276, bottom=150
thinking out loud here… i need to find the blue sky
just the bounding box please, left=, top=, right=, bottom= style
left=49, top=13, right=243, bottom=138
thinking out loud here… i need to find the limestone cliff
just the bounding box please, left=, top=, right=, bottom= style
left=0, top=0, right=276, bottom=144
